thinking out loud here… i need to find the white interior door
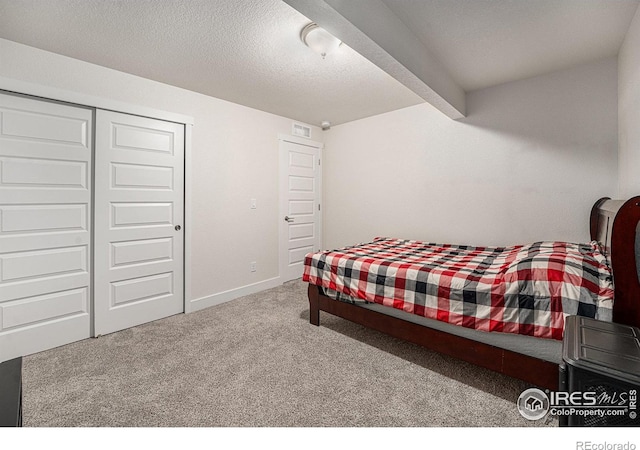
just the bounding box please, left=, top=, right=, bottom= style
left=279, top=137, right=322, bottom=283
left=0, top=92, right=92, bottom=362
left=94, top=110, right=184, bottom=335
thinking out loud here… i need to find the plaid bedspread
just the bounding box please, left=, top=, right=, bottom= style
left=303, top=238, right=614, bottom=340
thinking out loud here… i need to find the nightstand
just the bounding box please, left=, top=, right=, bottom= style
left=559, top=315, right=640, bottom=427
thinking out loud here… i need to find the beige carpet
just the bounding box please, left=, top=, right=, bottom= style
left=22, top=280, right=555, bottom=427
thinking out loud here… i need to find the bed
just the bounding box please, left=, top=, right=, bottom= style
left=303, top=196, right=640, bottom=390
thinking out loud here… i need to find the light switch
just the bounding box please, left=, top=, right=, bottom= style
left=251, top=198, right=257, bottom=209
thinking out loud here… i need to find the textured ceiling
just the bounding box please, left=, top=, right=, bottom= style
left=0, top=0, right=423, bottom=126
left=382, top=0, right=639, bottom=91
left=0, top=0, right=638, bottom=124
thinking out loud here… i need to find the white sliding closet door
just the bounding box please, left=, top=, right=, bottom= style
left=0, top=93, right=92, bottom=362
left=94, top=110, right=184, bottom=335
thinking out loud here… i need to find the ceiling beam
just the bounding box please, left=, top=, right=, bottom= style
left=283, top=0, right=466, bottom=119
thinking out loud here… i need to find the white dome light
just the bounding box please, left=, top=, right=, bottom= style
left=301, top=23, right=341, bottom=59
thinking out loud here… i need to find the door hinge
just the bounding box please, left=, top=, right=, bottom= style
left=318, top=204, right=321, bottom=211
left=318, top=158, right=321, bottom=166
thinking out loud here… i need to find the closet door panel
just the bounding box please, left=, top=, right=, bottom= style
left=94, top=110, right=184, bottom=335
left=0, top=92, right=92, bottom=362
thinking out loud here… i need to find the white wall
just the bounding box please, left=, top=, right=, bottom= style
left=0, top=39, right=322, bottom=309
left=0, top=37, right=622, bottom=306
left=323, top=57, right=618, bottom=249
left=619, top=6, right=640, bottom=198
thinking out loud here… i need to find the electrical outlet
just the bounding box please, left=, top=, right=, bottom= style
left=250, top=261, right=257, bottom=272
left=251, top=198, right=257, bottom=209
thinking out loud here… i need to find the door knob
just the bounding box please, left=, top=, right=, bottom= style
left=284, top=216, right=294, bottom=223
left=175, top=225, right=181, bottom=231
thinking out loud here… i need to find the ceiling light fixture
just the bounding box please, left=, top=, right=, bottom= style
left=301, top=23, right=341, bottom=59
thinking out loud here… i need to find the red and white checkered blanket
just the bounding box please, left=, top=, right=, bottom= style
left=303, top=238, right=614, bottom=340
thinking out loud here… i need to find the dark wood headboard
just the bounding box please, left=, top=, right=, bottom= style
left=590, top=196, right=640, bottom=328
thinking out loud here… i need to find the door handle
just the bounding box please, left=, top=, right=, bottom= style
left=284, top=216, right=294, bottom=223
left=175, top=225, right=182, bottom=231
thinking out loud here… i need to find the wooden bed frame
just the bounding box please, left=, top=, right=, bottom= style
left=307, top=196, right=640, bottom=390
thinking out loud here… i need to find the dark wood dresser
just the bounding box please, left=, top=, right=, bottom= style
left=0, top=357, right=23, bottom=427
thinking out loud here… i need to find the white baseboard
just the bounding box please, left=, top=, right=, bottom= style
left=188, top=276, right=282, bottom=313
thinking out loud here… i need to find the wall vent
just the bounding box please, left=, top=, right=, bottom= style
left=292, top=122, right=311, bottom=138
